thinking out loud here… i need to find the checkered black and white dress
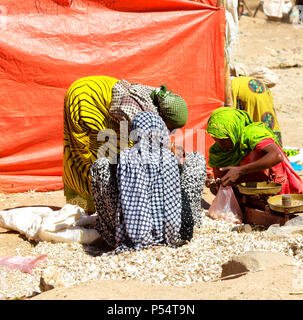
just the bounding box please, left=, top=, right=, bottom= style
left=178, top=151, right=207, bottom=241
left=91, top=112, right=206, bottom=252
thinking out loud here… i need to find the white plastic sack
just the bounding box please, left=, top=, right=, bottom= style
left=39, top=226, right=100, bottom=244
left=225, top=10, right=239, bottom=61
left=263, top=0, right=293, bottom=18
left=263, top=0, right=284, bottom=18
left=282, top=0, right=293, bottom=15
left=225, top=0, right=239, bottom=61
left=226, top=0, right=239, bottom=23
left=0, top=207, right=53, bottom=240
left=0, top=204, right=101, bottom=244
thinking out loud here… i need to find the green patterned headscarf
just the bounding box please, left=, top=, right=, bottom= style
left=150, top=85, right=188, bottom=129
left=206, top=107, right=279, bottom=168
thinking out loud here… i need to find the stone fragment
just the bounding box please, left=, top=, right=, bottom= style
left=221, top=251, right=296, bottom=279
left=39, top=266, right=64, bottom=292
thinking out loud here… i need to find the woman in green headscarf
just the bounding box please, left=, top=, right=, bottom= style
left=150, top=85, right=188, bottom=130
left=63, top=76, right=188, bottom=211
left=205, top=107, right=303, bottom=195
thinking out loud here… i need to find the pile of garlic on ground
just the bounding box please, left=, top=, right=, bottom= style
left=1, top=210, right=303, bottom=300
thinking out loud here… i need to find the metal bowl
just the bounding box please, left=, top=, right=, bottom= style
left=268, top=194, right=303, bottom=214
left=237, top=182, right=282, bottom=195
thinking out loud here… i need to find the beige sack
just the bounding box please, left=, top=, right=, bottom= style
left=249, top=66, right=279, bottom=88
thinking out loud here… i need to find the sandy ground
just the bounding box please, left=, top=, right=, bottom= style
left=29, top=265, right=303, bottom=300
left=1, top=0, right=303, bottom=301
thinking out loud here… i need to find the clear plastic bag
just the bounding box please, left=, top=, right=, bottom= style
left=267, top=216, right=303, bottom=239
left=208, top=185, right=243, bottom=224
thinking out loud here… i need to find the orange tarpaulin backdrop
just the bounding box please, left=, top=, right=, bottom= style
left=0, top=0, right=225, bottom=193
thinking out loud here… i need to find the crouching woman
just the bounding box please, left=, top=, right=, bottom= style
left=205, top=107, right=303, bottom=195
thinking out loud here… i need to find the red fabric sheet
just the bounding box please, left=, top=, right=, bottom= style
left=0, top=0, right=225, bottom=193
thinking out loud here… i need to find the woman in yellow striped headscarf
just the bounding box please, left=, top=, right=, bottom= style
left=231, top=76, right=282, bottom=146
left=63, top=76, right=188, bottom=212
left=63, top=76, right=120, bottom=212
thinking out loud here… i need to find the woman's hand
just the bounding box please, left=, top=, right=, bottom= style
left=220, top=166, right=243, bottom=186
left=220, top=143, right=284, bottom=186
left=206, top=177, right=221, bottom=195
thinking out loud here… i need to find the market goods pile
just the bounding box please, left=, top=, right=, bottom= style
left=283, top=148, right=300, bottom=158
left=1, top=211, right=303, bottom=300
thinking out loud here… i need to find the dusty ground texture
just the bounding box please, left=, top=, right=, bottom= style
left=30, top=266, right=303, bottom=300
left=1, top=1, right=303, bottom=301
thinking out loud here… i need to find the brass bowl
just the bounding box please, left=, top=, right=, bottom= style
left=237, top=182, right=282, bottom=195
left=268, top=194, right=303, bottom=214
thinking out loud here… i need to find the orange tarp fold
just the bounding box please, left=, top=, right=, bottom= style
left=0, top=0, right=225, bottom=193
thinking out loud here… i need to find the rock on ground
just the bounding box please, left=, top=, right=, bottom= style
left=221, top=251, right=297, bottom=279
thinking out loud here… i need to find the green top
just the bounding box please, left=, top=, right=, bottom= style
left=206, top=107, right=279, bottom=168
left=150, top=85, right=188, bottom=129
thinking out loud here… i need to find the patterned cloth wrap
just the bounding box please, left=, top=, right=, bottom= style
left=150, top=85, right=188, bottom=129
left=178, top=152, right=207, bottom=241
left=110, top=80, right=158, bottom=131
left=206, top=107, right=279, bottom=168
left=91, top=112, right=207, bottom=252
left=63, top=76, right=120, bottom=212
left=111, top=81, right=188, bottom=130
left=92, top=112, right=181, bottom=252
left=231, top=76, right=282, bottom=146
left=91, top=159, right=118, bottom=247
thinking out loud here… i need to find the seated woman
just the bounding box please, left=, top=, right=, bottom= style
left=90, top=112, right=207, bottom=252
left=63, top=76, right=188, bottom=212
left=205, top=107, right=303, bottom=195
left=231, top=76, right=283, bottom=146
